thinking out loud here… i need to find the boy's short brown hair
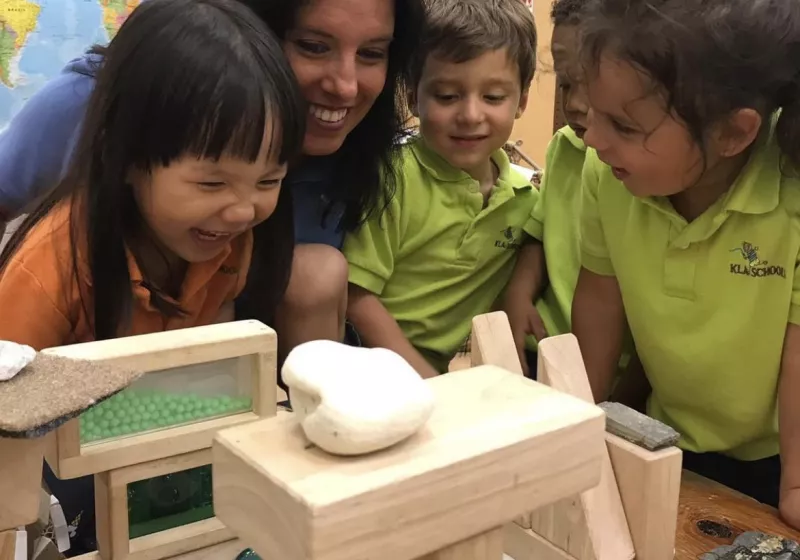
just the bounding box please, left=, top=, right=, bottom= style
left=410, top=0, right=537, bottom=90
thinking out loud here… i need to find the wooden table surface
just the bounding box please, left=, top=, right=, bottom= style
left=677, top=470, right=800, bottom=558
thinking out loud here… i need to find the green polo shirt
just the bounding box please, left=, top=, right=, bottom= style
left=580, top=125, right=800, bottom=460
left=524, top=126, right=586, bottom=349
left=344, top=136, right=537, bottom=372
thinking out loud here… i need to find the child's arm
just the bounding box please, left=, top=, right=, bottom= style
left=779, top=323, right=800, bottom=529
left=342, top=165, right=437, bottom=375
left=501, top=144, right=553, bottom=374
left=502, top=238, right=548, bottom=375
left=609, top=351, right=650, bottom=413
left=347, top=284, right=440, bottom=378
left=571, top=151, right=626, bottom=403
left=572, top=268, right=626, bottom=402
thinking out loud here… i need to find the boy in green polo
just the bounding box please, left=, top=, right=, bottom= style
left=343, top=0, right=538, bottom=378
left=501, top=0, right=591, bottom=377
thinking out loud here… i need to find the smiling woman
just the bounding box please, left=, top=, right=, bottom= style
left=284, top=0, right=395, bottom=157
left=238, top=0, right=425, bottom=363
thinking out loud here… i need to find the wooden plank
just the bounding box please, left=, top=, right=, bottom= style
left=69, top=537, right=245, bottom=560
left=470, top=312, right=523, bottom=375
left=468, top=313, right=528, bottom=530
left=55, top=412, right=260, bottom=480
left=533, top=335, right=634, bottom=560
left=676, top=471, right=800, bottom=558
left=606, top=433, right=682, bottom=560
left=0, top=531, right=16, bottom=560
left=213, top=367, right=606, bottom=560
left=127, top=519, right=233, bottom=560
left=42, top=321, right=275, bottom=372
left=0, top=436, right=46, bottom=531
left=504, top=522, right=576, bottom=560
left=421, top=528, right=504, bottom=560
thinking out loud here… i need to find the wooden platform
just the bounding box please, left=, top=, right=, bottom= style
left=676, top=471, right=800, bottom=557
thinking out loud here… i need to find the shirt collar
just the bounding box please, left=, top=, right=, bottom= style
left=410, top=136, right=533, bottom=192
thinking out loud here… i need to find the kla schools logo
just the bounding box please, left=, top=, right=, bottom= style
left=495, top=226, right=521, bottom=249
left=729, top=242, right=786, bottom=278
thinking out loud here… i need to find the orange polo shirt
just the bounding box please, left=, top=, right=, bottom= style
left=0, top=202, right=252, bottom=350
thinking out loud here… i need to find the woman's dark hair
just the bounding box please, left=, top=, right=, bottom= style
left=253, top=0, right=426, bottom=231
left=579, top=0, right=800, bottom=170
left=0, top=0, right=305, bottom=339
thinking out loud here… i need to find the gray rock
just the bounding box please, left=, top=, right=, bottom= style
left=703, top=532, right=800, bottom=560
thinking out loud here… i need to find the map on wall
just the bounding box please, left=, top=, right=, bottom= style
left=0, top=0, right=139, bottom=129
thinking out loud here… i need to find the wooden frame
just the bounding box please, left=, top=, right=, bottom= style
left=43, top=320, right=277, bottom=480
left=94, top=449, right=233, bottom=560
left=469, top=312, right=682, bottom=560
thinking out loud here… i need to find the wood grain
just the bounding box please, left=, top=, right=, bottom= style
left=676, top=471, right=800, bottom=558
left=0, top=531, right=16, bottom=560
left=0, top=436, right=46, bottom=531
left=213, top=367, right=606, bottom=560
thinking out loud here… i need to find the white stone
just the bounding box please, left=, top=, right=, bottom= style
left=282, top=340, right=435, bottom=456
left=0, top=340, right=36, bottom=381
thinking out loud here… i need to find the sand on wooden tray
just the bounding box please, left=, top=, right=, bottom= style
left=0, top=353, right=143, bottom=438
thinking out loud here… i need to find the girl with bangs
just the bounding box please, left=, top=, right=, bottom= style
left=0, top=0, right=304, bottom=349
left=0, top=0, right=304, bottom=553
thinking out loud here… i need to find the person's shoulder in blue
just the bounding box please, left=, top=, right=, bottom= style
left=0, top=51, right=101, bottom=221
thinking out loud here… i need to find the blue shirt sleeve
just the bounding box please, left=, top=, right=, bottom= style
left=0, top=59, right=97, bottom=219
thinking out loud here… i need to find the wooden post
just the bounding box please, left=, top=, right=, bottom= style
left=0, top=436, right=46, bottom=531
left=421, top=528, right=504, bottom=560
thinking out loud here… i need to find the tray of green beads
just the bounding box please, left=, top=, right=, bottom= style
left=80, top=389, right=252, bottom=444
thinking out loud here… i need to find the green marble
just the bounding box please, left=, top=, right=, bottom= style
left=80, top=389, right=252, bottom=444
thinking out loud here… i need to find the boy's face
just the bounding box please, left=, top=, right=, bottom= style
left=412, top=48, right=528, bottom=179
left=552, top=23, right=589, bottom=138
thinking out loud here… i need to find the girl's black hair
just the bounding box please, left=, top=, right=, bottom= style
left=252, top=0, right=426, bottom=231
left=0, top=0, right=305, bottom=339
left=579, top=0, right=800, bottom=170
left=551, top=0, right=586, bottom=26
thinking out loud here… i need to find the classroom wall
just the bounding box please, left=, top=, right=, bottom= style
left=510, top=0, right=557, bottom=167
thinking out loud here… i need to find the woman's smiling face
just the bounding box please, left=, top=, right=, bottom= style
left=284, top=0, right=396, bottom=156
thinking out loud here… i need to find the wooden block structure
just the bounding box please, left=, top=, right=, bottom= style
left=0, top=436, right=48, bottom=532
left=44, top=320, right=278, bottom=560
left=44, top=320, right=277, bottom=480
left=213, top=366, right=608, bottom=560
left=0, top=436, right=49, bottom=560
left=94, top=449, right=233, bottom=560
left=469, top=312, right=682, bottom=560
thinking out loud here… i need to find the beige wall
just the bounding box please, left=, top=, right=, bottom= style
left=510, top=0, right=556, bottom=167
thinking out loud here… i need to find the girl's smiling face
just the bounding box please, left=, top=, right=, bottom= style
left=131, top=122, right=287, bottom=264
left=583, top=54, right=706, bottom=199
left=284, top=0, right=395, bottom=156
